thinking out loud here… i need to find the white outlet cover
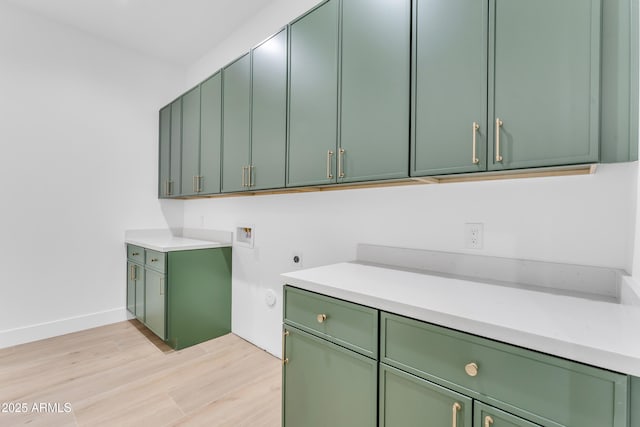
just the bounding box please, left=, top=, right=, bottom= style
left=265, top=289, right=277, bottom=307
left=465, top=223, right=484, bottom=250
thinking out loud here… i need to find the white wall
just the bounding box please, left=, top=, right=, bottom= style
left=183, top=163, right=638, bottom=356
left=0, top=2, right=186, bottom=347
left=186, top=0, right=322, bottom=87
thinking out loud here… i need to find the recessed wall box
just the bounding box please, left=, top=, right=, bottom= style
left=235, top=225, right=254, bottom=248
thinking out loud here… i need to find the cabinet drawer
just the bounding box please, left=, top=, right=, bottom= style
left=380, top=312, right=628, bottom=427
left=284, top=286, right=378, bottom=358
left=145, top=249, right=166, bottom=273
left=127, top=244, right=144, bottom=264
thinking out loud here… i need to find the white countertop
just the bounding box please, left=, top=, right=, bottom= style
left=282, top=262, right=640, bottom=377
left=125, top=228, right=232, bottom=252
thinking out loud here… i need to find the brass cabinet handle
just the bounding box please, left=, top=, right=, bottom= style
left=241, top=166, right=246, bottom=187
left=193, top=176, right=197, bottom=193
left=326, top=150, right=334, bottom=179
left=495, top=118, right=503, bottom=162
left=317, top=314, right=327, bottom=323
left=465, top=362, right=478, bottom=377
left=249, top=165, right=255, bottom=187
left=160, top=278, right=165, bottom=296
left=197, top=176, right=203, bottom=192
left=129, top=265, right=135, bottom=281
left=472, top=122, right=480, bottom=164
left=484, top=415, right=494, bottom=427
left=452, top=402, right=461, bottom=427
left=338, top=148, right=345, bottom=178
left=282, top=330, right=289, bottom=365
left=131, top=252, right=139, bottom=256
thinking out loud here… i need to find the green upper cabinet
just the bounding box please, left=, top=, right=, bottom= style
left=158, top=105, right=172, bottom=198
left=340, top=0, right=410, bottom=183
left=222, top=54, right=251, bottom=193
left=412, top=0, right=602, bottom=176
left=487, top=0, right=601, bottom=170
left=287, top=0, right=339, bottom=187
left=199, top=72, right=222, bottom=195
left=181, top=86, right=201, bottom=196
left=412, top=0, right=488, bottom=176
left=169, top=99, right=182, bottom=196
left=250, top=28, right=288, bottom=191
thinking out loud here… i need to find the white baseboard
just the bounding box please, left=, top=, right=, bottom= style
left=0, top=308, right=129, bottom=349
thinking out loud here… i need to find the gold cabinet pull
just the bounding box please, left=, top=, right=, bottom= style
left=495, top=118, right=503, bottom=162
left=193, top=176, right=197, bottom=193
left=326, top=150, right=334, bottom=179
left=317, top=314, right=327, bottom=323
left=338, top=148, right=345, bottom=178
left=160, top=278, right=165, bottom=295
left=249, top=165, right=255, bottom=187
left=472, top=122, right=480, bottom=164
left=129, top=265, right=135, bottom=281
left=465, top=362, right=478, bottom=377
left=241, top=166, right=246, bottom=187
left=452, top=402, right=461, bottom=427
left=484, top=415, right=494, bottom=427
left=282, top=330, right=289, bottom=365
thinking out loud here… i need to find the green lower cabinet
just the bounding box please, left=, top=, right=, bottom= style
left=475, top=402, right=541, bottom=427
left=144, top=268, right=166, bottom=340
left=380, top=363, right=472, bottom=427
left=166, top=247, right=232, bottom=350
left=126, top=244, right=232, bottom=349
left=282, top=326, right=377, bottom=427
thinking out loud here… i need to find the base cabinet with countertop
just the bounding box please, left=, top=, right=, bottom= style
left=282, top=285, right=632, bottom=427
left=282, top=285, right=378, bottom=426
left=125, top=243, right=232, bottom=350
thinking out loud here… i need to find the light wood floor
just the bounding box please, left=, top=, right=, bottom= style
left=0, top=321, right=281, bottom=426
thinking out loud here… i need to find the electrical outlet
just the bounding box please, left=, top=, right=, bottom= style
left=465, top=223, right=484, bottom=249
left=291, top=251, right=303, bottom=269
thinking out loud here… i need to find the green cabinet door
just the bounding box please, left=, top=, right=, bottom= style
left=251, top=28, right=287, bottom=191
left=181, top=86, right=201, bottom=196
left=380, top=363, right=472, bottom=427
left=340, top=0, right=410, bottom=182
left=287, top=0, right=339, bottom=187
left=200, top=72, right=222, bottom=195
left=474, top=402, right=541, bottom=427
left=222, top=54, right=251, bottom=193
left=127, top=262, right=145, bottom=321
left=126, top=261, right=136, bottom=315
left=166, top=248, right=231, bottom=350
left=488, top=0, right=600, bottom=170
left=169, top=99, right=182, bottom=196
left=145, top=269, right=166, bottom=340
left=158, top=105, right=171, bottom=198
left=412, top=0, right=488, bottom=176
left=283, top=326, right=377, bottom=427
left=134, top=264, right=144, bottom=321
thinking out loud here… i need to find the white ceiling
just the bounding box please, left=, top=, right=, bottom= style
left=5, top=0, right=275, bottom=66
